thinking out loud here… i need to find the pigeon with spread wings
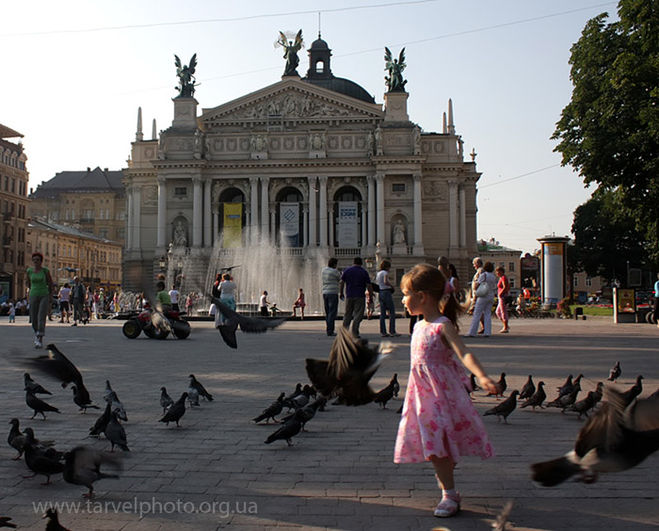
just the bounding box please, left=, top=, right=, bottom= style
left=212, top=297, right=285, bottom=349
left=305, top=327, right=393, bottom=406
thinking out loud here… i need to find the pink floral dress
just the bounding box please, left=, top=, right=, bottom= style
left=394, top=316, right=494, bottom=463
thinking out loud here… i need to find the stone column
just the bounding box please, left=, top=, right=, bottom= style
left=203, top=178, right=212, bottom=247
left=260, top=177, right=270, bottom=241
left=459, top=185, right=467, bottom=248
left=269, top=209, right=276, bottom=244
left=156, top=177, right=167, bottom=249
left=132, top=185, right=141, bottom=249
left=318, top=176, right=328, bottom=247
left=328, top=202, right=335, bottom=248
left=250, top=177, right=259, bottom=244
left=302, top=205, right=309, bottom=247
left=212, top=207, right=219, bottom=244
left=192, top=176, right=202, bottom=247
left=413, top=173, right=425, bottom=254
left=126, top=185, right=134, bottom=250
left=375, top=173, right=385, bottom=244
left=361, top=202, right=367, bottom=248
left=367, top=175, right=375, bottom=248
left=448, top=179, right=458, bottom=250
left=307, top=176, right=317, bottom=247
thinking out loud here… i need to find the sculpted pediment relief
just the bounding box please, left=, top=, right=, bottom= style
left=201, top=82, right=382, bottom=126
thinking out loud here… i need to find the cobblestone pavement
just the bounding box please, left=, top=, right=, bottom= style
left=0, top=315, right=657, bottom=530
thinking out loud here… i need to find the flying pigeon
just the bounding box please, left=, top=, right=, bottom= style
left=63, top=446, right=122, bottom=498
left=25, top=343, right=85, bottom=389
left=531, top=386, right=659, bottom=486
left=305, top=327, right=393, bottom=406
left=252, top=392, right=286, bottom=424
left=518, top=375, right=535, bottom=400
left=212, top=297, right=285, bottom=349
left=519, top=381, right=546, bottom=410
left=159, top=392, right=188, bottom=427
left=607, top=361, right=621, bottom=382
left=23, top=373, right=51, bottom=395
left=484, top=390, right=519, bottom=423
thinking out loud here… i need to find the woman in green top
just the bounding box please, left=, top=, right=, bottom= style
left=26, top=251, right=54, bottom=349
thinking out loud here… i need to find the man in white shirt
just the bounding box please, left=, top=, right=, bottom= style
left=169, top=285, right=180, bottom=312
left=321, top=257, right=341, bottom=336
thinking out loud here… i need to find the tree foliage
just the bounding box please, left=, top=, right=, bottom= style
left=570, top=189, right=646, bottom=282
left=552, top=0, right=659, bottom=266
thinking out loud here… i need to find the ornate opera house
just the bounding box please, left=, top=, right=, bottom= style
left=123, top=33, right=481, bottom=306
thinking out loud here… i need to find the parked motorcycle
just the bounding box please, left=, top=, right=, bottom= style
left=122, top=307, right=191, bottom=339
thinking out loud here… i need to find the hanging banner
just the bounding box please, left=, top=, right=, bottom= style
left=280, top=202, right=299, bottom=247
left=222, top=203, right=242, bottom=248
left=337, top=201, right=359, bottom=247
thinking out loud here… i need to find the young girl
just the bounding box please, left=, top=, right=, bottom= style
left=395, top=264, right=499, bottom=518
left=292, top=288, right=305, bottom=319
left=495, top=266, right=510, bottom=333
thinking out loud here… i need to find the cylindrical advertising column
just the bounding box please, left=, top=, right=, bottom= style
left=537, top=235, right=570, bottom=306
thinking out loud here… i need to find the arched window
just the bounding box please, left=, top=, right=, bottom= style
left=218, top=187, right=246, bottom=248
left=333, top=186, right=362, bottom=248
left=275, top=186, right=303, bottom=247
left=315, top=60, right=325, bottom=73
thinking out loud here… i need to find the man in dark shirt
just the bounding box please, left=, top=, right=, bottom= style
left=339, top=257, right=373, bottom=338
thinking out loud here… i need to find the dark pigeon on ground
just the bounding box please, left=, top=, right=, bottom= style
left=531, top=386, right=659, bottom=486
left=620, top=375, right=643, bottom=407
left=305, top=327, right=393, bottom=406
left=0, top=516, right=16, bottom=528
left=280, top=397, right=327, bottom=431
left=189, top=374, right=213, bottom=401
left=283, top=385, right=314, bottom=410
left=104, top=389, right=127, bottom=421
left=187, top=383, right=200, bottom=407
left=160, top=387, right=174, bottom=414
left=104, top=411, right=130, bottom=452
left=63, top=445, right=122, bottom=498
left=486, top=372, right=507, bottom=399
left=212, top=297, right=286, bottom=349
left=557, top=374, right=573, bottom=396
left=89, top=402, right=112, bottom=438
left=23, top=373, right=51, bottom=395
left=25, top=390, right=61, bottom=420
left=72, top=385, right=100, bottom=413
left=159, top=392, right=188, bottom=427
left=519, top=375, right=535, bottom=400
left=592, top=382, right=605, bottom=406
left=264, top=409, right=306, bottom=446
left=519, top=381, right=546, bottom=410
left=374, top=374, right=400, bottom=409
left=484, top=390, right=519, bottom=423
left=565, top=391, right=598, bottom=419
left=8, top=420, right=54, bottom=460
left=103, top=380, right=115, bottom=403
left=42, top=508, right=71, bottom=531
left=607, top=361, right=621, bottom=382
left=253, top=392, right=285, bottom=424
left=558, top=373, right=583, bottom=398
left=22, top=428, right=64, bottom=485
left=547, top=386, right=580, bottom=412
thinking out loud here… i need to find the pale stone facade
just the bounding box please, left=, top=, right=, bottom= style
left=123, top=37, right=481, bottom=296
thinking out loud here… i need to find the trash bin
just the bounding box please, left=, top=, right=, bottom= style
left=574, top=307, right=583, bottom=320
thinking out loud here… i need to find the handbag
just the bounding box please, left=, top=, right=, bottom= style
left=475, top=283, right=489, bottom=298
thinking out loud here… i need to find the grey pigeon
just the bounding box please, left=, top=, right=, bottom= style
left=305, top=327, right=393, bottom=405
left=566, top=391, right=598, bottom=419
left=392, top=373, right=400, bottom=397
left=592, top=381, right=605, bottom=406
left=104, top=411, right=129, bottom=452
left=8, top=420, right=54, bottom=460
left=160, top=387, right=174, bottom=414
left=89, top=402, right=112, bottom=438
left=103, top=380, right=115, bottom=403
left=252, top=392, right=285, bottom=424
left=23, top=372, right=51, bottom=395
left=280, top=396, right=327, bottom=431
left=374, top=374, right=399, bottom=409
left=63, top=445, right=122, bottom=498
left=72, top=385, right=100, bottom=413
left=486, top=372, right=507, bottom=399
left=159, top=392, right=188, bottom=427
left=520, top=381, right=546, bottom=410
left=547, top=385, right=580, bottom=412
left=607, top=361, right=621, bottom=382
left=283, top=386, right=314, bottom=410
left=265, top=409, right=305, bottom=446
left=557, top=374, right=573, bottom=396
left=620, top=375, right=643, bottom=407
left=484, top=390, right=519, bottom=423
left=25, top=389, right=60, bottom=420
left=531, top=386, right=659, bottom=486
left=22, top=428, right=64, bottom=485
left=42, top=508, right=70, bottom=531
left=187, top=384, right=200, bottom=407
left=212, top=297, right=286, bottom=349
left=519, top=375, right=535, bottom=400
left=189, top=374, right=213, bottom=401
left=558, top=373, right=583, bottom=398
left=104, top=390, right=127, bottom=421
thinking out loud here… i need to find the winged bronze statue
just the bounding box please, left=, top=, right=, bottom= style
left=277, top=30, right=303, bottom=77
left=174, top=53, right=198, bottom=97
left=384, top=47, right=407, bottom=93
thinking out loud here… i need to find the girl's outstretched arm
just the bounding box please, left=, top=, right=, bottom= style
left=441, top=321, right=500, bottom=395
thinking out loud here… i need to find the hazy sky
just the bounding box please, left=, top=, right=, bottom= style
left=1, top=0, right=618, bottom=253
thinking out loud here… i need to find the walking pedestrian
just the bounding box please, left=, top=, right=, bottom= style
left=71, top=277, right=85, bottom=326
left=321, top=257, right=340, bottom=336
left=217, top=274, right=237, bottom=325
left=168, top=285, right=180, bottom=312
left=395, top=264, right=498, bottom=518
left=376, top=259, right=399, bottom=337
left=58, top=283, right=71, bottom=323
left=495, top=266, right=510, bottom=333
left=8, top=299, right=16, bottom=323
left=292, top=288, right=306, bottom=319
left=26, top=251, right=54, bottom=349
left=467, top=262, right=497, bottom=337
left=339, top=257, right=373, bottom=338
left=259, top=291, right=270, bottom=316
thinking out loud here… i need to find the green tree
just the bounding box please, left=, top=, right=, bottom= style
left=552, top=0, right=659, bottom=266
left=571, top=189, right=646, bottom=283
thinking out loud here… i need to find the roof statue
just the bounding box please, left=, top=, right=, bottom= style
left=174, top=54, right=198, bottom=98
left=277, top=30, right=303, bottom=77
left=384, top=47, right=407, bottom=93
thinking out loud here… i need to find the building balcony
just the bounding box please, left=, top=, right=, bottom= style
left=2, top=236, right=12, bottom=247
left=2, top=212, right=12, bottom=222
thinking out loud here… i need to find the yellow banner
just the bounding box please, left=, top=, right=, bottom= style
left=223, top=203, right=242, bottom=248
left=545, top=243, right=563, bottom=255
